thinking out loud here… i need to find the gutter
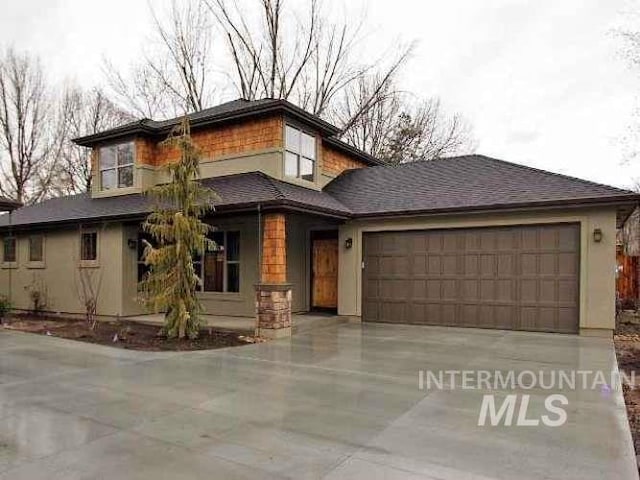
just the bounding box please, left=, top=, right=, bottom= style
left=348, top=196, right=640, bottom=226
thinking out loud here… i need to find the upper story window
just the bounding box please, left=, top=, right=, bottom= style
left=285, top=125, right=315, bottom=182
left=99, top=142, right=134, bottom=190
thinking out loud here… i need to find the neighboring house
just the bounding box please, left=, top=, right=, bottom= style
left=618, top=208, right=640, bottom=307
left=0, top=98, right=637, bottom=337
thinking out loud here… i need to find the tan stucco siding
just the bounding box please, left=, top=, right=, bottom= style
left=0, top=224, right=125, bottom=317
left=338, top=207, right=617, bottom=332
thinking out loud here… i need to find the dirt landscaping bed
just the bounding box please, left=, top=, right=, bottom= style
left=1, top=315, right=253, bottom=351
left=615, top=320, right=640, bottom=455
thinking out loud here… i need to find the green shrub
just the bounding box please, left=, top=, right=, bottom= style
left=0, top=295, right=12, bottom=319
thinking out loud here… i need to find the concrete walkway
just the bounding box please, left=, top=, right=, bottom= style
left=0, top=323, right=636, bottom=479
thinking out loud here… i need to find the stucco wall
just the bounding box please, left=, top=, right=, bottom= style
left=338, top=207, right=618, bottom=332
left=121, top=215, right=262, bottom=318
left=0, top=224, right=125, bottom=317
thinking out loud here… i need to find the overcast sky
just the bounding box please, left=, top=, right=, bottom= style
left=2, top=0, right=640, bottom=188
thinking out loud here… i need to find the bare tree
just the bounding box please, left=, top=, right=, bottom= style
left=55, top=86, right=132, bottom=195
left=105, top=0, right=215, bottom=118
left=74, top=225, right=106, bottom=331
left=339, top=75, right=475, bottom=163
left=0, top=49, right=60, bottom=204
left=206, top=0, right=412, bottom=127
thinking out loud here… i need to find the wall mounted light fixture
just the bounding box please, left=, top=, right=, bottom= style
left=345, top=237, right=353, bottom=249
left=593, top=228, right=603, bottom=243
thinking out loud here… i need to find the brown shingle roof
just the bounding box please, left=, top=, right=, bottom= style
left=0, top=172, right=350, bottom=230
left=1, top=155, right=637, bottom=231
left=324, top=155, right=639, bottom=218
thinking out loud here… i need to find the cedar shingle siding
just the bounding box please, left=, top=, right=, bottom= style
left=135, top=116, right=283, bottom=167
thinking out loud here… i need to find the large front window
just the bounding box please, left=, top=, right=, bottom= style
left=99, top=142, right=134, bottom=190
left=137, top=230, right=240, bottom=293
left=194, top=231, right=240, bottom=293
left=285, top=125, right=315, bottom=182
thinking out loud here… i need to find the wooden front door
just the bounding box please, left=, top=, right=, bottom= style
left=312, top=237, right=339, bottom=309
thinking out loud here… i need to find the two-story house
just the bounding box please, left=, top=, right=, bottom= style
left=0, top=98, right=637, bottom=337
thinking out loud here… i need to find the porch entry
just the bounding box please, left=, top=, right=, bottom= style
left=311, top=231, right=339, bottom=310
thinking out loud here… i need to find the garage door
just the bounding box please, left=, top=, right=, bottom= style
left=362, top=224, right=580, bottom=333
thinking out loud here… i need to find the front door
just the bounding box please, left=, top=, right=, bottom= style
left=312, top=234, right=339, bottom=309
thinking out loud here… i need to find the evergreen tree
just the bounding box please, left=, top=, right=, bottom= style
left=139, top=118, right=217, bottom=339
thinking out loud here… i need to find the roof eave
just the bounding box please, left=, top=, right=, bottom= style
left=323, top=137, right=384, bottom=167
left=72, top=100, right=341, bottom=148
left=0, top=199, right=350, bottom=232
left=350, top=196, right=640, bottom=225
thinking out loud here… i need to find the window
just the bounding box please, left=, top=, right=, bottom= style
left=3, top=237, right=16, bottom=263
left=81, top=232, right=98, bottom=261
left=99, top=142, right=134, bottom=190
left=285, top=125, right=315, bottom=182
left=194, top=231, right=240, bottom=293
left=28, top=235, right=44, bottom=262
left=136, top=230, right=240, bottom=293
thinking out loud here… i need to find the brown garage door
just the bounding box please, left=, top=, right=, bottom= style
left=362, top=224, right=580, bottom=333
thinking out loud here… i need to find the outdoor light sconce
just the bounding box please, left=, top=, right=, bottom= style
left=127, top=239, right=138, bottom=250
left=593, top=228, right=603, bottom=243
left=345, top=237, right=353, bottom=249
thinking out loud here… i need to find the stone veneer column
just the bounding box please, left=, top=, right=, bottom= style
left=255, top=213, right=292, bottom=338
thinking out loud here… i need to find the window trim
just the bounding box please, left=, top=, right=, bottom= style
left=196, top=230, right=241, bottom=294
left=2, top=236, right=17, bottom=268
left=284, top=124, right=316, bottom=182
left=79, top=230, right=99, bottom=267
left=98, top=142, right=135, bottom=191
left=27, top=234, right=45, bottom=268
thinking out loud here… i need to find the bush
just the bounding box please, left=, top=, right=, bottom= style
left=0, top=295, right=12, bottom=319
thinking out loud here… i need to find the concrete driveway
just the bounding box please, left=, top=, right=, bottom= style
left=0, top=323, right=636, bottom=479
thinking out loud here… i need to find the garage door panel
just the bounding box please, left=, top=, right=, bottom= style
left=558, top=253, right=577, bottom=275
left=413, top=255, right=427, bottom=275
left=558, top=279, right=577, bottom=303
left=463, top=279, right=479, bottom=299
left=520, top=279, right=537, bottom=302
left=540, top=254, right=556, bottom=275
left=540, top=228, right=557, bottom=248
left=480, top=280, right=495, bottom=301
left=521, top=254, right=538, bottom=275
left=496, top=279, right=515, bottom=301
left=427, top=255, right=442, bottom=274
left=363, top=223, right=579, bottom=333
left=464, top=254, right=478, bottom=275
left=539, top=280, right=557, bottom=302
left=442, top=280, right=457, bottom=300
left=480, top=255, right=496, bottom=276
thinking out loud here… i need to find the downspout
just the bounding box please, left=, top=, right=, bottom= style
left=255, top=203, right=262, bottom=337
left=7, top=211, right=12, bottom=315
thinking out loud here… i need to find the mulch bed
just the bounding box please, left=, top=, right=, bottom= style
left=0, top=314, right=254, bottom=351
left=615, top=320, right=640, bottom=455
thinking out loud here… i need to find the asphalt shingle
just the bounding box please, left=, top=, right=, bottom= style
left=324, top=155, right=638, bottom=216
left=0, top=172, right=350, bottom=229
